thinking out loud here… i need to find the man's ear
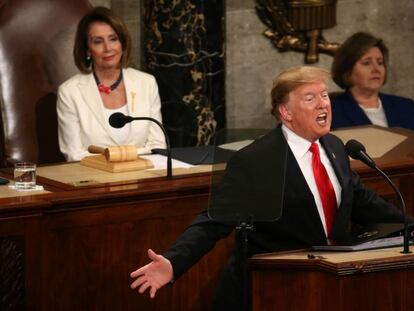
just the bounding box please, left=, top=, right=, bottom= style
left=279, top=104, right=292, bottom=122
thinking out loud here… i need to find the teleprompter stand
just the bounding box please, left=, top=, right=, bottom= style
left=207, top=128, right=287, bottom=310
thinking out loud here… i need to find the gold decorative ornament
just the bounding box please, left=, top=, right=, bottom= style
left=256, top=0, right=340, bottom=63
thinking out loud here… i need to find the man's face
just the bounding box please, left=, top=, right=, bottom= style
left=279, top=81, right=331, bottom=142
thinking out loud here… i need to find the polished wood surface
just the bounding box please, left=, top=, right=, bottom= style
left=250, top=248, right=414, bottom=311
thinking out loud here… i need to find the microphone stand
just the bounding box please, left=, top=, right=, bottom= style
left=374, top=165, right=410, bottom=254
left=118, top=115, right=172, bottom=178
left=346, top=140, right=411, bottom=254
left=236, top=218, right=254, bottom=311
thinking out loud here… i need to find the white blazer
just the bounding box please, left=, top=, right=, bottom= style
left=57, top=68, right=166, bottom=161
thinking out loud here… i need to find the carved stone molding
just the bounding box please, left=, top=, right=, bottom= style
left=256, top=0, right=340, bottom=63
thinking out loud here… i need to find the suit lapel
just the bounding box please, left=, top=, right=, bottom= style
left=123, top=69, right=142, bottom=143
left=123, top=69, right=138, bottom=116
left=343, top=91, right=372, bottom=125
left=319, top=136, right=346, bottom=188
left=319, top=135, right=350, bottom=237
left=277, top=128, right=326, bottom=237
left=78, top=73, right=116, bottom=143
left=380, top=94, right=394, bottom=126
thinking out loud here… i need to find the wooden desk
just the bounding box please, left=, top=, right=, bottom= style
left=250, top=247, right=414, bottom=311
left=0, top=166, right=234, bottom=311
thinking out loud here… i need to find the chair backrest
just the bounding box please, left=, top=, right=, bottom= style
left=0, top=0, right=92, bottom=166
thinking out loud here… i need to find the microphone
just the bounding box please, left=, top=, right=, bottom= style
left=109, top=112, right=172, bottom=178
left=345, top=139, right=410, bottom=253
left=345, top=139, right=376, bottom=169
left=109, top=112, right=134, bottom=128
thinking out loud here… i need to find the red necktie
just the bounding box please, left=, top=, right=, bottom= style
left=309, top=142, right=337, bottom=237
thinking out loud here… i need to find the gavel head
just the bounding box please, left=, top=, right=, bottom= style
left=105, top=145, right=137, bottom=162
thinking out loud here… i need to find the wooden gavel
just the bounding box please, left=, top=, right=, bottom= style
left=88, top=145, right=137, bottom=162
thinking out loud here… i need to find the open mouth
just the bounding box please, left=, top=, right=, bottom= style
left=316, top=112, right=328, bottom=125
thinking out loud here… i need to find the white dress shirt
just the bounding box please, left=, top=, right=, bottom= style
left=361, top=98, right=388, bottom=127
left=281, top=125, right=342, bottom=235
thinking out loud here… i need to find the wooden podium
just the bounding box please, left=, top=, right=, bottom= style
left=250, top=247, right=414, bottom=311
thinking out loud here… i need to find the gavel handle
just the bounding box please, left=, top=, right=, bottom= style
left=88, top=145, right=106, bottom=155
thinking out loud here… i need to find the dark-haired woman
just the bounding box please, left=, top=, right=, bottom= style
left=57, top=7, right=165, bottom=161
left=331, top=32, right=414, bottom=130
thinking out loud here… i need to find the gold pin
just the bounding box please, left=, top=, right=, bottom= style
left=131, top=91, right=136, bottom=113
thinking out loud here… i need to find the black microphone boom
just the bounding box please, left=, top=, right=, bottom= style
left=109, top=112, right=172, bottom=178
left=345, top=139, right=410, bottom=253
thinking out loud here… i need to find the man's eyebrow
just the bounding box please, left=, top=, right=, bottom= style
left=303, top=92, right=315, bottom=96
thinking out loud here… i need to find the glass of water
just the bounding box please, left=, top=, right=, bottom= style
left=14, top=162, right=36, bottom=190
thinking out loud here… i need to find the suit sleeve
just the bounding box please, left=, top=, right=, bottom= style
left=57, top=84, right=91, bottom=161
left=163, top=153, right=252, bottom=281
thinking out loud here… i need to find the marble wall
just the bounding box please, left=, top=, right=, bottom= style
left=91, top=0, right=414, bottom=130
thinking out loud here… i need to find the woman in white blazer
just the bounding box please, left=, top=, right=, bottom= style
left=57, top=7, right=165, bottom=161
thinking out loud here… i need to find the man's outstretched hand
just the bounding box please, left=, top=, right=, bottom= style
left=130, top=249, right=173, bottom=298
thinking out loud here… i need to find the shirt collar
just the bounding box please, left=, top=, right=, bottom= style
left=281, top=124, right=320, bottom=160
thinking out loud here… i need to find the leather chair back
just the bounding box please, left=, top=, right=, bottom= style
left=0, top=0, right=92, bottom=166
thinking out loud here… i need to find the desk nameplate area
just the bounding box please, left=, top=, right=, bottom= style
left=36, top=162, right=217, bottom=188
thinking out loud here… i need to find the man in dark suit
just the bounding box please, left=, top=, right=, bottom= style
left=130, top=66, right=404, bottom=309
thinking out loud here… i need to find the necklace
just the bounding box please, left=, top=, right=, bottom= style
left=93, top=70, right=123, bottom=94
